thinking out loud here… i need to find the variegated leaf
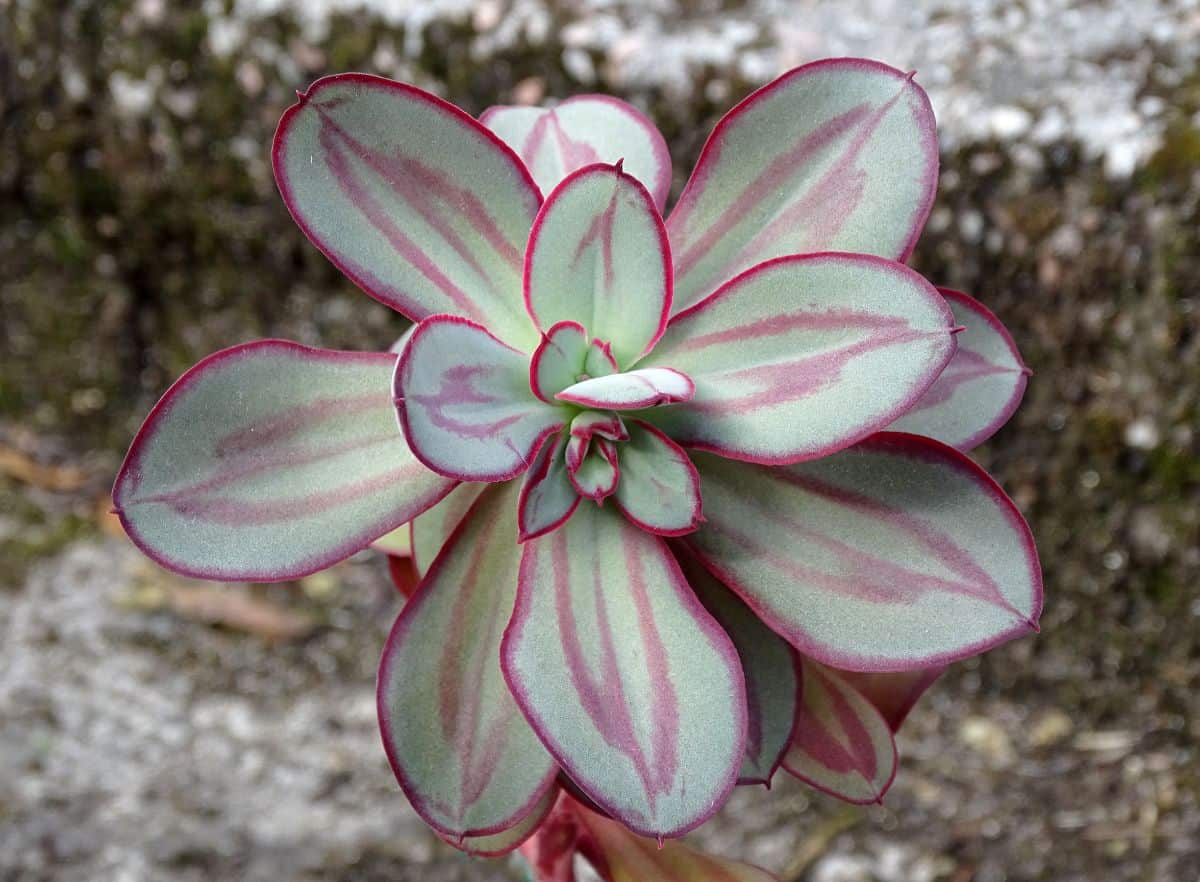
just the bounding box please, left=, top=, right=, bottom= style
left=113, top=341, right=454, bottom=581
left=569, top=410, right=628, bottom=444
left=411, top=481, right=487, bottom=575
left=889, top=289, right=1030, bottom=450
left=502, top=502, right=746, bottom=838
left=395, top=316, right=565, bottom=481
left=573, top=800, right=778, bottom=882
left=613, top=422, right=702, bottom=536
left=274, top=74, right=541, bottom=350
left=686, top=433, right=1042, bottom=671
left=519, top=434, right=580, bottom=542
left=557, top=368, right=694, bottom=410
left=568, top=438, right=620, bottom=502
left=378, top=482, right=557, bottom=839
left=668, top=58, right=938, bottom=313
left=783, top=660, right=897, bottom=804
left=525, top=164, right=671, bottom=366
left=642, top=254, right=955, bottom=463
left=440, top=784, right=559, bottom=858
left=838, top=668, right=944, bottom=732
left=674, top=548, right=800, bottom=786
left=531, top=321, right=590, bottom=402
left=482, top=95, right=672, bottom=211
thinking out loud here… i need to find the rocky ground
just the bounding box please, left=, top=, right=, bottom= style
left=2, top=1, right=1198, bottom=881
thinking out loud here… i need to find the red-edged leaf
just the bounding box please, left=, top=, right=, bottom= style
left=439, top=783, right=560, bottom=858
left=411, top=481, right=487, bottom=575
left=113, top=341, right=454, bottom=581
left=524, top=163, right=671, bottom=367
left=783, top=659, right=897, bottom=804
left=569, top=410, right=629, bottom=444
left=613, top=422, right=703, bottom=537
left=674, top=547, right=800, bottom=786
left=556, top=368, right=694, bottom=410
left=667, top=59, right=938, bottom=313
left=686, top=433, right=1042, bottom=671
left=378, top=482, right=557, bottom=840
left=519, top=433, right=580, bottom=542
left=274, top=74, right=542, bottom=350
left=501, top=502, right=746, bottom=839
left=531, top=321, right=591, bottom=402
left=838, top=668, right=944, bottom=732
left=395, top=315, right=565, bottom=482
left=584, top=338, right=619, bottom=377
left=889, top=289, right=1030, bottom=450
left=573, top=798, right=779, bottom=881
left=641, top=253, right=956, bottom=465
left=567, top=438, right=620, bottom=502
left=482, top=95, right=672, bottom=211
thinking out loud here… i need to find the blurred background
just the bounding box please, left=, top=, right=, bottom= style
left=1, top=1, right=1198, bottom=880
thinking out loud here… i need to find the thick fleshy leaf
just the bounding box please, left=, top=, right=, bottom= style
left=113, top=341, right=454, bottom=581
left=568, top=438, right=620, bottom=502
left=674, top=548, right=800, bottom=786
left=667, top=58, right=938, bottom=313
left=395, top=316, right=565, bottom=481
left=685, top=433, right=1042, bottom=671
left=641, top=254, right=955, bottom=464
left=501, top=502, right=746, bottom=838
left=569, top=410, right=629, bottom=444
left=838, top=668, right=944, bottom=732
left=531, top=321, right=590, bottom=402
left=273, top=74, right=541, bottom=350
left=783, top=660, right=897, bottom=804
left=556, top=368, right=694, bottom=410
left=440, top=784, right=559, bottom=858
left=525, top=164, right=671, bottom=366
left=482, top=96, right=672, bottom=211
left=573, top=800, right=778, bottom=882
left=584, top=338, right=619, bottom=377
left=613, top=422, right=702, bottom=536
left=378, top=483, right=557, bottom=838
left=889, top=289, right=1030, bottom=450
left=411, top=481, right=487, bottom=575
left=519, top=434, right=580, bottom=542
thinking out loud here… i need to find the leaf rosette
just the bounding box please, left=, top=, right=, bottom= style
left=113, top=58, right=1040, bottom=868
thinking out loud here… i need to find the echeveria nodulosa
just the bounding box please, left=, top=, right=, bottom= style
left=113, top=58, right=1039, bottom=876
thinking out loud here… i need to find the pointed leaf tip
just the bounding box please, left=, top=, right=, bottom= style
left=274, top=74, right=541, bottom=349
left=642, top=254, right=955, bottom=464
left=667, top=58, right=938, bottom=313
left=688, top=433, right=1041, bottom=671
left=524, top=163, right=672, bottom=366
left=888, top=288, right=1030, bottom=451
left=112, top=340, right=454, bottom=581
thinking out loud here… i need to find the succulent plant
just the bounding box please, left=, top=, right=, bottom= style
left=113, top=58, right=1038, bottom=879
